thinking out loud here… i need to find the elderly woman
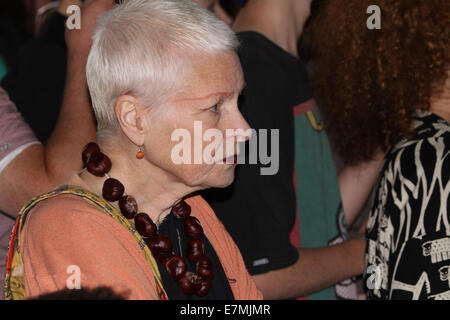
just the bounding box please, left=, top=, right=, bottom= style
left=6, top=0, right=262, bottom=300
left=305, top=0, right=449, bottom=299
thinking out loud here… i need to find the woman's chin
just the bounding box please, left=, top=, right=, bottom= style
left=206, top=170, right=236, bottom=189
left=183, top=165, right=237, bottom=190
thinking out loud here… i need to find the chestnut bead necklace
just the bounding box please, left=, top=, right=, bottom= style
left=82, top=142, right=214, bottom=297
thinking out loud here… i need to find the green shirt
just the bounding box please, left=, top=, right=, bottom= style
left=294, top=102, right=341, bottom=300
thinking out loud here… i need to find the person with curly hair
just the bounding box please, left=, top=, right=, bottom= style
left=305, top=0, right=450, bottom=299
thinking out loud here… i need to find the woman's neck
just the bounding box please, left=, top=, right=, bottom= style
left=79, top=141, right=196, bottom=226
left=430, top=76, right=450, bottom=122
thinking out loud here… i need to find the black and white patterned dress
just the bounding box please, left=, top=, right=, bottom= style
left=365, top=111, right=450, bottom=300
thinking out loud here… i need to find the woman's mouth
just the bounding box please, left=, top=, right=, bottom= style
left=222, top=154, right=238, bottom=164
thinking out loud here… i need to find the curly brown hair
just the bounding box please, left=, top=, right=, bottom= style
left=303, top=0, right=450, bottom=165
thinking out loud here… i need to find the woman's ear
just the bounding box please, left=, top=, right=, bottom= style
left=114, top=94, right=147, bottom=146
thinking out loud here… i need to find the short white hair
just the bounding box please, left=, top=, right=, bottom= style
left=86, top=0, right=239, bottom=138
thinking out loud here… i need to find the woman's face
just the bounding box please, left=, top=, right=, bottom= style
left=142, top=52, right=250, bottom=190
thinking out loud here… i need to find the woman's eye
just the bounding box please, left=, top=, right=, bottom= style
left=209, top=104, right=218, bottom=113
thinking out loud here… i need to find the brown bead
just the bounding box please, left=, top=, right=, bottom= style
left=148, top=234, right=172, bottom=254
left=188, top=238, right=204, bottom=252
left=119, top=195, right=138, bottom=219
left=197, top=267, right=214, bottom=280
left=187, top=251, right=204, bottom=263
left=172, top=200, right=191, bottom=219
left=82, top=142, right=100, bottom=167
left=134, top=213, right=157, bottom=237
left=183, top=216, right=204, bottom=239
left=197, top=256, right=212, bottom=270
left=187, top=238, right=204, bottom=262
left=164, top=255, right=186, bottom=280
left=102, top=178, right=125, bottom=202
left=184, top=216, right=198, bottom=226
left=150, top=248, right=173, bottom=264
left=86, top=151, right=112, bottom=177
left=196, top=278, right=212, bottom=297
left=177, top=272, right=201, bottom=295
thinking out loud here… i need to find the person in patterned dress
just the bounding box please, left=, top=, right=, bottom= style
left=304, top=0, right=450, bottom=299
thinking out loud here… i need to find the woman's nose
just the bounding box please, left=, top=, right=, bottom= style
left=232, top=110, right=252, bottom=142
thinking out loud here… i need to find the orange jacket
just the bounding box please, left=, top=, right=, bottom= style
left=20, top=173, right=263, bottom=300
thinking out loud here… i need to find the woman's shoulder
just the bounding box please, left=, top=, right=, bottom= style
left=25, top=192, right=101, bottom=221
left=385, top=112, right=449, bottom=175
left=18, top=189, right=160, bottom=300
left=21, top=190, right=122, bottom=242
